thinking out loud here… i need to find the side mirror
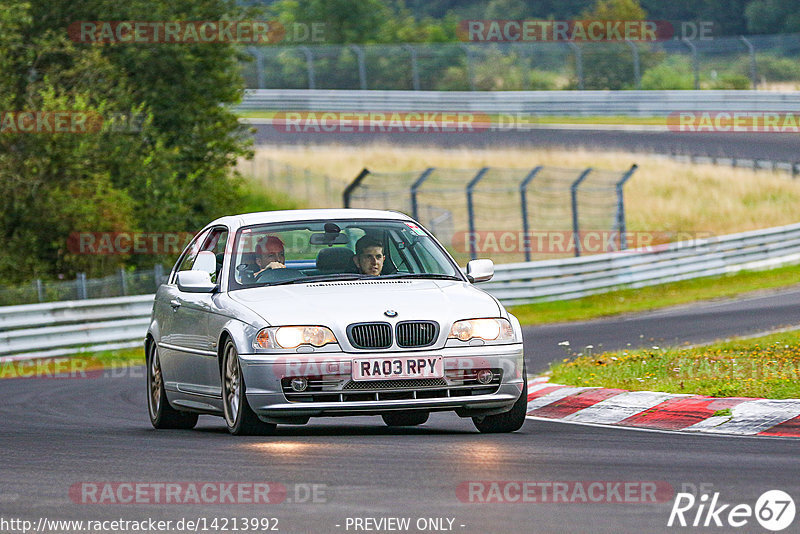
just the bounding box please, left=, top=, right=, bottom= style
left=176, top=270, right=217, bottom=293
left=466, top=259, right=494, bottom=283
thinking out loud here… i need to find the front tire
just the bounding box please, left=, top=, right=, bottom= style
left=222, top=339, right=276, bottom=436
left=147, top=342, right=198, bottom=430
left=382, top=411, right=429, bottom=427
left=472, top=364, right=527, bottom=434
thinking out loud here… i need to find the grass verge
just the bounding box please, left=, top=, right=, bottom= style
left=549, top=329, right=800, bottom=399
left=510, top=262, right=800, bottom=325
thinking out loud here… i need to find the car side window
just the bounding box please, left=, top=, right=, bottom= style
left=176, top=229, right=211, bottom=274
left=206, top=229, right=228, bottom=283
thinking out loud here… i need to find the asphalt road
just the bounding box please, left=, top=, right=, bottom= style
left=251, top=124, right=800, bottom=162
left=2, top=291, right=799, bottom=533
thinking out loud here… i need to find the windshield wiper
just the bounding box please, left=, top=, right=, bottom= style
left=267, top=273, right=371, bottom=286
left=381, top=273, right=463, bottom=281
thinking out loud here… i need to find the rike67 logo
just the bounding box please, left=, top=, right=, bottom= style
left=668, top=490, right=795, bottom=531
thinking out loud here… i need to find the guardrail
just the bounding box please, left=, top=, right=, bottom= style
left=483, top=222, right=800, bottom=306
left=3, top=223, right=800, bottom=360
left=0, top=295, right=154, bottom=361
left=239, top=89, right=800, bottom=117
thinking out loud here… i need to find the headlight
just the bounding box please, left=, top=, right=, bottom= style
left=448, top=318, right=514, bottom=342
left=254, top=326, right=337, bottom=349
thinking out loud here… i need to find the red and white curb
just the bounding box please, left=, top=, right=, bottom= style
left=525, top=377, right=800, bottom=438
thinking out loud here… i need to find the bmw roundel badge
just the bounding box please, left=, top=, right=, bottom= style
left=384, top=309, right=398, bottom=317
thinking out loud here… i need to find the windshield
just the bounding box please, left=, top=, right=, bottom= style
left=228, top=219, right=464, bottom=289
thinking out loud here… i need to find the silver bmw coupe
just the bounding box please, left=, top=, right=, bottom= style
left=146, top=209, right=526, bottom=435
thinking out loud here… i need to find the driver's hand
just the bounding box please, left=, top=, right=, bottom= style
left=255, top=262, right=285, bottom=276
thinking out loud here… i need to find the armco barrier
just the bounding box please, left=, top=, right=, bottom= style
left=239, top=89, right=800, bottom=117
left=0, top=295, right=154, bottom=361
left=2, top=223, right=800, bottom=360
left=483, top=222, right=800, bottom=305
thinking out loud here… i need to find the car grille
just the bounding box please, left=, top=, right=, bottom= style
left=343, top=378, right=447, bottom=390
left=348, top=323, right=392, bottom=349
left=396, top=321, right=438, bottom=348
left=281, top=369, right=502, bottom=403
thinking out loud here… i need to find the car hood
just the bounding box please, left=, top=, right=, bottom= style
left=228, top=279, right=502, bottom=327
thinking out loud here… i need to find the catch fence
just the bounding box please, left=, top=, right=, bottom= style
left=343, top=165, right=637, bottom=264
left=241, top=34, right=800, bottom=91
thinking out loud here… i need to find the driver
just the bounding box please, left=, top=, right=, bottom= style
left=254, top=235, right=286, bottom=276
left=353, top=236, right=385, bottom=276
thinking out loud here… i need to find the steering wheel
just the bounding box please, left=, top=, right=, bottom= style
left=254, top=268, right=299, bottom=283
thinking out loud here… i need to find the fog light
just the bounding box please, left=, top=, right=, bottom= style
left=290, top=377, right=308, bottom=392
left=476, top=369, right=494, bottom=384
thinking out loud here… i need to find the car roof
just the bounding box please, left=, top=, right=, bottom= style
left=207, top=208, right=414, bottom=230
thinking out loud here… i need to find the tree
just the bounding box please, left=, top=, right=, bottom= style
left=0, top=0, right=254, bottom=282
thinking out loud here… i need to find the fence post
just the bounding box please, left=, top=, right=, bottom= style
left=404, top=44, right=420, bottom=91
left=410, top=167, right=435, bottom=221
left=76, top=272, right=87, bottom=299
left=570, top=168, right=593, bottom=257
left=350, top=44, right=367, bottom=90
left=739, top=36, right=758, bottom=89
left=466, top=167, right=490, bottom=260
left=298, top=46, right=316, bottom=89
left=682, top=39, right=700, bottom=89
left=460, top=44, right=476, bottom=91
left=567, top=42, right=584, bottom=89
left=36, top=279, right=44, bottom=302
left=519, top=166, right=543, bottom=262
left=614, top=164, right=638, bottom=250
left=325, top=175, right=332, bottom=205
left=343, top=168, right=371, bottom=208
left=254, top=48, right=266, bottom=89
left=154, top=264, right=164, bottom=289
left=119, top=268, right=128, bottom=296
left=625, top=40, right=641, bottom=89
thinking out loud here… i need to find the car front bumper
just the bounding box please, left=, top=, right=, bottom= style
left=238, top=343, right=524, bottom=420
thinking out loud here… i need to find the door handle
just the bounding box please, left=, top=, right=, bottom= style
left=169, top=299, right=181, bottom=311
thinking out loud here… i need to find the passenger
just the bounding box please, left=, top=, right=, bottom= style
left=353, top=236, right=385, bottom=276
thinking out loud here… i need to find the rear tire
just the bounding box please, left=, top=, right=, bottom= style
left=382, top=411, right=429, bottom=427
left=472, top=364, right=527, bottom=434
left=222, top=339, right=276, bottom=436
left=147, top=342, right=198, bottom=430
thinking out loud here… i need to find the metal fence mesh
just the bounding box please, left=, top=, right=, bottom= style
left=242, top=34, right=800, bottom=91
left=241, top=154, right=344, bottom=208
left=346, top=165, right=636, bottom=265
left=0, top=267, right=167, bottom=307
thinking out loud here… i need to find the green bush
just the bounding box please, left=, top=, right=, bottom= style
left=738, top=54, right=800, bottom=83
left=641, top=58, right=695, bottom=90
left=709, top=73, right=751, bottom=90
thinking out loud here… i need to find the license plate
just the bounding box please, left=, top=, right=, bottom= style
left=352, top=356, right=443, bottom=381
